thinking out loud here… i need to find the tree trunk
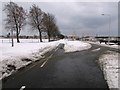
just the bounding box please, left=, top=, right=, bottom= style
left=14, top=15, right=20, bottom=43
left=16, top=25, right=20, bottom=43
left=16, top=27, right=20, bottom=43
left=48, top=35, right=50, bottom=42
left=48, top=31, right=50, bottom=42
left=38, top=29, right=42, bottom=42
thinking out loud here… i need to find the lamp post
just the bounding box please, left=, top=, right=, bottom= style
left=11, top=29, right=14, bottom=47
left=101, top=14, right=111, bottom=44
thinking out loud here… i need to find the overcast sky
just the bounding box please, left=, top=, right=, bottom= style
left=0, top=0, right=119, bottom=36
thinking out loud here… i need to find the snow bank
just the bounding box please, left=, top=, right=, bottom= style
left=99, top=51, right=119, bottom=89
left=58, top=39, right=91, bottom=52
left=0, top=39, right=91, bottom=80
left=0, top=39, right=59, bottom=80
left=89, top=41, right=119, bottom=49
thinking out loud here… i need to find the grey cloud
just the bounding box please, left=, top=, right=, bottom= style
left=1, top=2, right=118, bottom=36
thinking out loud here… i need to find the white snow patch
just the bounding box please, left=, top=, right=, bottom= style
left=58, top=39, right=91, bottom=52
left=99, top=51, right=119, bottom=89
left=92, top=48, right=100, bottom=52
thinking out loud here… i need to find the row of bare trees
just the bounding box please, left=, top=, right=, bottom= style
left=4, top=2, right=62, bottom=43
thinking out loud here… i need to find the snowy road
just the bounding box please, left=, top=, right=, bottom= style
left=2, top=44, right=119, bottom=89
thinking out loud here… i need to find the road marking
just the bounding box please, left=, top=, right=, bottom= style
left=29, top=63, right=39, bottom=69
left=49, top=54, right=53, bottom=59
left=55, top=48, right=58, bottom=52
left=40, top=54, right=54, bottom=68
left=41, top=47, right=58, bottom=68
left=92, top=48, right=101, bottom=52
left=20, top=86, right=26, bottom=90
left=40, top=60, right=47, bottom=67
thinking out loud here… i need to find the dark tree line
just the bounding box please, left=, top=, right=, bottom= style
left=4, top=2, right=62, bottom=43
left=43, top=13, right=60, bottom=42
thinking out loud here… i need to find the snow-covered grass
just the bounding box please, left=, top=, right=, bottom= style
left=99, top=51, right=119, bottom=89
left=0, top=38, right=91, bottom=80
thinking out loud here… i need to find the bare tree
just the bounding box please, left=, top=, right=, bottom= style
left=4, top=2, right=26, bottom=43
left=43, top=13, right=60, bottom=42
left=28, top=4, right=44, bottom=42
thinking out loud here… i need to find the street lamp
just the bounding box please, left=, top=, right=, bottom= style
left=11, top=29, right=14, bottom=47
left=101, top=13, right=111, bottom=44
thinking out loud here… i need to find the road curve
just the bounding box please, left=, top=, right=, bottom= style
left=2, top=43, right=117, bottom=89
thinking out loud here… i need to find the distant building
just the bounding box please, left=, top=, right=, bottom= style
left=67, top=35, right=80, bottom=40
left=81, top=36, right=97, bottom=41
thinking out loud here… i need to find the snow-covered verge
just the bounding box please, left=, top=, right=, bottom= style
left=88, top=41, right=119, bottom=49
left=0, top=39, right=91, bottom=80
left=0, top=40, right=59, bottom=80
left=99, top=51, right=119, bottom=89
left=59, top=39, right=91, bottom=52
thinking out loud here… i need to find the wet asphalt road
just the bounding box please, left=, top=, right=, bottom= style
left=2, top=44, right=119, bottom=89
